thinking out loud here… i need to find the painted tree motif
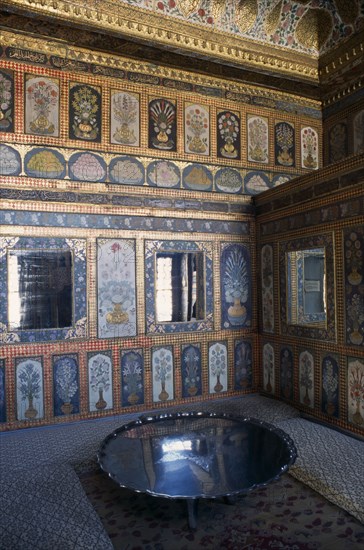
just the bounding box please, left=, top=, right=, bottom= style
left=348, top=359, right=364, bottom=426
left=322, top=358, right=338, bottom=416
left=209, top=343, right=227, bottom=393
left=122, top=351, right=143, bottom=406
left=55, top=357, right=78, bottom=414
left=182, top=345, right=201, bottom=396
left=223, top=245, right=249, bottom=326
left=248, top=116, right=268, bottom=163
left=263, top=343, right=274, bottom=393
left=89, top=355, right=111, bottom=410
left=17, top=361, right=41, bottom=420
left=153, top=347, right=173, bottom=401
left=299, top=351, right=314, bottom=407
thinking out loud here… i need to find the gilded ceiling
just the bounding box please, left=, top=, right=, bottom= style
left=115, top=0, right=364, bottom=55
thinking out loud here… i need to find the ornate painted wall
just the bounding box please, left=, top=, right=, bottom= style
left=256, top=154, right=364, bottom=437
left=2, top=27, right=324, bottom=431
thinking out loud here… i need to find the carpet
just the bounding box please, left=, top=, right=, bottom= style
left=80, top=469, right=364, bottom=549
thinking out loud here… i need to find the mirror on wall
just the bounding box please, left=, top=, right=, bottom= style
left=286, top=247, right=326, bottom=326
left=8, top=249, right=73, bottom=330
left=155, top=252, right=205, bottom=323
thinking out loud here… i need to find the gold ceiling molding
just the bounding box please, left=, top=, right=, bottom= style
left=0, top=28, right=321, bottom=111
left=1, top=0, right=319, bottom=82
left=319, top=32, right=364, bottom=80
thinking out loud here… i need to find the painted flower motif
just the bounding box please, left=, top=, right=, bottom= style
left=218, top=112, right=239, bottom=141
left=348, top=361, right=364, bottom=405
left=27, top=79, right=58, bottom=117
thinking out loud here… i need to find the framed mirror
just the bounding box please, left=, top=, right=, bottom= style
left=155, top=251, right=204, bottom=323
left=8, top=249, right=73, bottom=331
left=279, top=234, right=335, bottom=341
left=0, top=236, right=87, bottom=343
left=145, top=240, right=213, bottom=334
left=286, top=248, right=326, bottom=327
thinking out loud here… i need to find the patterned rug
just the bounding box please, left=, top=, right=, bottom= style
left=80, top=469, right=364, bottom=549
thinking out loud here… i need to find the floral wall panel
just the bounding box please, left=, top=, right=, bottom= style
left=215, top=168, right=242, bottom=194
left=25, top=75, right=59, bottom=137
left=181, top=344, right=202, bottom=398
left=234, top=339, right=253, bottom=390
left=301, top=126, right=319, bottom=169
left=147, top=160, right=181, bottom=189
left=121, top=349, right=144, bottom=407
left=0, top=359, right=5, bottom=422
left=69, top=152, right=106, bottom=182
left=244, top=171, right=270, bottom=194
left=275, top=121, right=295, bottom=167
left=208, top=342, right=228, bottom=394
left=263, top=343, right=275, bottom=394
left=0, top=236, right=87, bottom=344
left=261, top=244, right=274, bottom=333
left=97, top=239, right=137, bottom=339
left=0, top=145, right=21, bottom=176
left=280, top=346, right=294, bottom=401
left=347, top=357, right=364, bottom=427
left=321, top=354, right=339, bottom=418
left=109, top=156, right=145, bottom=185
left=247, top=115, right=269, bottom=163
left=148, top=98, right=177, bottom=152
left=0, top=69, right=14, bottom=133
left=152, top=346, right=174, bottom=403
left=87, top=351, right=113, bottom=412
left=221, top=243, right=252, bottom=329
left=110, top=90, right=140, bottom=146
left=217, top=110, right=241, bottom=160
left=298, top=350, right=314, bottom=408
left=184, top=103, right=210, bottom=156
left=53, top=353, right=80, bottom=416
left=69, top=83, right=101, bottom=142
left=182, top=164, right=213, bottom=192
left=24, top=148, right=66, bottom=179
left=353, top=110, right=364, bottom=154
left=344, top=226, right=364, bottom=347
left=15, top=357, right=44, bottom=421
left=328, top=122, right=348, bottom=164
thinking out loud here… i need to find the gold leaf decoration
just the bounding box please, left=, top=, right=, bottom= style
left=295, top=8, right=333, bottom=51
left=264, top=0, right=282, bottom=37
left=334, top=0, right=359, bottom=25
left=211, top=0, right=226, bottom=21
left=177, top=0, right=200, bottom=18
left=235, top=0, right=258, bottom=34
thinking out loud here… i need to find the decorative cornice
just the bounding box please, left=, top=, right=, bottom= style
left=2, top=0, right=319, bottom=82
left=0, top=29, right=321, bottom=112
